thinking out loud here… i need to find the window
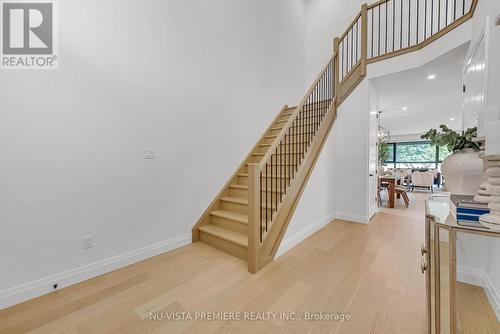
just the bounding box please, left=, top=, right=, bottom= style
left=384, top=141, right=451, bottom=169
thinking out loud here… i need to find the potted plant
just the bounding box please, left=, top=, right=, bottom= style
left=421, top=125, right=482, bottom=194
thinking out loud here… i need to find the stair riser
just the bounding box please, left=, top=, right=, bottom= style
left=258, top=145, right=307, bottom=154
left=263, top=137, right=277, bottom=144
left=210, top=216, right=248, bottom=235
left=275, top=120, right=289, bottom=126
left=229, top=187, right=248, bottom=198
left=256, top=146, right=270, bottom=154
left=269, top=127, right=283, bottom=135
left=237, top=175, right=249, bottom=186
left=260, top=155, right=305, bottom=164
left=221, top=201, right=248, bottom=215
left=199, top=232, right=247, bottom=261
left=238, top=173, right=292, bottom=187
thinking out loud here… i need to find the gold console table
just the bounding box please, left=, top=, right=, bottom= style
left=424, top=195, right=500, bottom=334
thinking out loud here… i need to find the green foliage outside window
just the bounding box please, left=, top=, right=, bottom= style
left=384, top=141, right=453, bottom=167
left=396, top=143, right=435, bottom=162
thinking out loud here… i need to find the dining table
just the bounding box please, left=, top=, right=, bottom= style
left=379, top=174, right=402, bottom=208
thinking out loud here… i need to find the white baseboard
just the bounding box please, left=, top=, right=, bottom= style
left=334, top=211, right=369, bottom=224
left=0, top=233, right=191, bottom=310
left=276, top=213, right=335, bottom=258
left=458, top=266, right=500, bottom=322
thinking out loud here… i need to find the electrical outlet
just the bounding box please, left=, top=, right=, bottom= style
left=144, top=148, right=156, bottom=160
left=83, top=235, right=94, bottom=249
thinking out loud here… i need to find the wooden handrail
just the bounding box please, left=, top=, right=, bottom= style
left=339, top=12, right=362, bottom=42
left=258, top=53, right=336, bottom=170
left=367, top=0, right=390, bottom=10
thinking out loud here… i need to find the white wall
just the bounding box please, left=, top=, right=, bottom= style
left=333, top=81, right=371, bottom=223
left=0, top=0, right=307, bottom=308
left=277, top=0, right=371, bottom=256
left=305, top=0, right=366, bottom=82
left=277, top=130, right=336, bottom=256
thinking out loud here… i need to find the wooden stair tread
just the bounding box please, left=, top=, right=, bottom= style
left=220, top=196, right=248, bottom=205
left=253, top=152, right=303, bottom=156
left=220, top=195, right=281, bottom=208
left=230, top=184, right=283, bottom=193
left=259, top=142, right=308, bottom=147
left=238, top=173, right=290, bottom=179
left=210, top=210, right=248, bottom=225
left=199, top=225, right=248, bottom=248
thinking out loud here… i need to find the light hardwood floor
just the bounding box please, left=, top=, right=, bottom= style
left=0, top=192, right=497, bottom=334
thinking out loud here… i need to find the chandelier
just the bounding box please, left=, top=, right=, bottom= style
left=377, top=111, right=391, bottom=142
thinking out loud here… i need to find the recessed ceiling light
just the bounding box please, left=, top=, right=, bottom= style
left=402, top=107, right=408, bottom=111
left=370, top=111, right=377, bottom=115
left=427, top=74, right=436, bottom=80
left=450, top=118, right=455, bottom=121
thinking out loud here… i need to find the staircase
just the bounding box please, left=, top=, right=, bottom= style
left=193, top=0, right=478, bottom=273
left=196, top=105, right=300, bottom=262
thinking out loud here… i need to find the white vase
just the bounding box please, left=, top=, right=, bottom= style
left=441, top=149, right=484, bottom=195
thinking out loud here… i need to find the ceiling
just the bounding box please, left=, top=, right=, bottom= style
left=371, top=43, right=469, bottom=138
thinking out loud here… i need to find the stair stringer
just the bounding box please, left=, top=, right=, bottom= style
left=258, top=99, right=338, bottom=269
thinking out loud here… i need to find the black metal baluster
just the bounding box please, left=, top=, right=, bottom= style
left=356, top=20, right=359, bottom=62
left=275, top=147, right=278, bottom=212
left=378, top=5, right=381, bottom=56
left=393, top=0, right=396, bottom=51
left=307, top=91, right=312, bottom=145
left=295, top=118, right=298, bottom=173
left=285, top=128, right=292, bottom=187
left=438, top=0, right=441, bottom=30
left=270, top=154, right=273, bottom=220
left=265, top=163, right=268, bottom=231
left=290, top=121, right=293, bottom=179
left=408, top=0, right=411, bottom=47
left=462, top=0, right=465, bottom=15
left=417, top=0, right=420, bottom=43
left=446, top=0, right=449, bottom=26
left=425, top=0, right=427, bottom=39
left=371, top=9, right=374, bottom=57
left=454, top=0, right=456, bottom=20
left=431, top=0, right=434, bottom=34
left=385, top=3, right=388, bottom=54
left=400, top=0, right=403, bottom=49
left=341, top=41, right=344, bottom=78
left=259, top=172, right=262, bottom=242
left=279, top=142, right=282, bottom=202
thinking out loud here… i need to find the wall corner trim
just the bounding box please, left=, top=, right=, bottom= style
left=334, top=211, right=370, bottom=224
left=0, top=233, right=191, bottom=310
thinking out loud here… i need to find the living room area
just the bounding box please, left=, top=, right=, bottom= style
left=371, top=44, right=474, bottom=208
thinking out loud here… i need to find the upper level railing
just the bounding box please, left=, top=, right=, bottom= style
left=246, top=0, right=477, bottom=273
left=339, top=12, right=363, bottom=81
left=367, top=0, right=476, bottom=62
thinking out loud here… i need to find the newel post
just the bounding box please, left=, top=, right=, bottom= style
left=333, top=37, right=340, bottom=102
left=360, top=3, right=368, bottom=76
left=247, top=163, right=260, bottom=273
